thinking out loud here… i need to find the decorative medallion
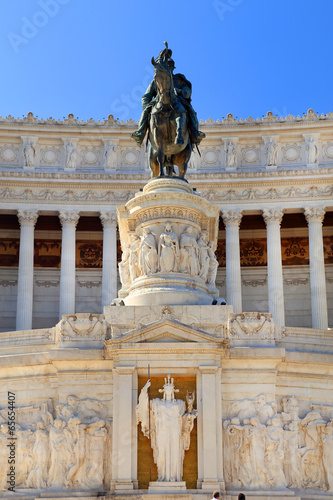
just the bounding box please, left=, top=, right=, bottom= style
left=323, top=142, right=333, bottom=159
left=242, top=146, right=260, bottom=164
left=0, top=144, right=18, bottom=163
left=202, top=148, right=219, bottom=165
left=122, top=148, right=139, bottom=166
left=40, top=147, right=59, bottom=164
left=282, top=143, right=301, bottom=162
left=81, top=148, right=100, bottom=165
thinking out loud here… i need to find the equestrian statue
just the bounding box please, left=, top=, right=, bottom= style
left=131, top=42, right=205, bottom=180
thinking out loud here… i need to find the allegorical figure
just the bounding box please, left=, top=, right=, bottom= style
left=139, top=227, right=158, bottom=275
left=265, top=140, right=277, bottom=166
left=158, top=222, right=179, bottom=273
left=136, top=375, right=197, bottom=482
left=225, top=140, right=236, bottom=169
left=306, top=137, right=318, bottom=164
left=23, top=141, right=35, bottom=168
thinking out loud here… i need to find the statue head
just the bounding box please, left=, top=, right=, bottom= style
left=153, top=41, right=175, bottom=73
left=159, top=374, right=179, bottom=401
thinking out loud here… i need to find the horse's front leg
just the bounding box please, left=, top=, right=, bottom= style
left=157, top=147, right=165, bottom=177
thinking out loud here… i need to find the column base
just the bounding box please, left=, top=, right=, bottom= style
left=200, top=479, right=223, bottom=490
left=148, top=481, right=187, bottom=493
left=113, top=480, right=134, bottom=490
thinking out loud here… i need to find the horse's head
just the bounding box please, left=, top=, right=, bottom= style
left=151, top=56, right=173, bottom=106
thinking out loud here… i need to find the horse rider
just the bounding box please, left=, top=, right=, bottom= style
left=131, top=43, right=205, bottom=147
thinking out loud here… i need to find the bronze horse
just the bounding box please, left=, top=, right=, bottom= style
left=148, top=57, right=191, bottom=179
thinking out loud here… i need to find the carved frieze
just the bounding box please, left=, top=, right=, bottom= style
left=0, top=396, right=111, bottom=491
left=228, top=312, right=274, bottom=341
left=223, top=395, right=333, bottom=492
left=58, top=313, right=107, bottom=342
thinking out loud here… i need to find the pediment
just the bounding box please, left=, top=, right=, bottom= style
left=108, top=319, right=222, bottom=345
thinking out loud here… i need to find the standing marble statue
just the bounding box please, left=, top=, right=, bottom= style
left=129, top=234, right=141, bottom=281
left=197, top=232, right=210, bottom=281
left=306, top=137, right=318, bottom=164
left=65, top=141, right=77, bottom=170
left=139, top=227, right=158, bottom=275
left=179, top=226, right=199, bottom=276
left=207, top=241, right=219, bottom=285
left=23, top=141, right=36, bottom=168
left=119, top=241, right=131, bottom=286
left=265, top=140, right=277, bottom=167
left=158, top=222, right=179, bottom=273
left=136, top=375, right=197, bottom=482
left=226, top=140, right=236, bottom=169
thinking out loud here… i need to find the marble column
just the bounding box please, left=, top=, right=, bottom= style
left=59, top=210, right=80, bottom=318
left=197, top=366, right=224, bottom=491
left=16, top=209, right=39, bottom=331
left=221, top=210, right=243, bottom=313
left=100, top=211, right=118, bottom=309
left=262, top=208, right=285, bottom=326
left=304, top=207, right=328, bottom=329
left=112, top=366, right=137, bottom=490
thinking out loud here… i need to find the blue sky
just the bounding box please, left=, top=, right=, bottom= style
left=1, top=0, right=332, bottom=122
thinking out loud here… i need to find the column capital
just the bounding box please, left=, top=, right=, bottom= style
left=262, top=208, right=284, bottom=226
left=100, top=210, right=117, bottom=229
left=304, top=206, right=325, bottom=225
left=221, top=209, right=242, bottom=227
left=17, top=209, right=38, bottom=227
left=59, top=210, right=80, bottom=228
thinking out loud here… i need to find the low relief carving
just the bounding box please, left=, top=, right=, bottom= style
left=64, top=141, right=77, bottom=170
left=23, top=141, right=36, bottom=168
left=225, top=140, right=237, bottom=169
left=0, top=396, right=111, bottom=491
left=229, top=313, right=274, bottom=340
left=121, top=225, right=219, bottom=288
left=305, top=137, right=318, bottom=165
left=59, top=313, right=107, bottom=341
left=139, top=227, right=158, bottom=275
left=159, top=223, right=180, bottom=273
left=103, top=142, right=117, bottom=170
left=265, top=139, right=278, bottom=167
left=223, top=395, right=333, bottom=492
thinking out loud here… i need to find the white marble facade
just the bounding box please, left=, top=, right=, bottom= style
left=0, top=111, right=333, bottom=500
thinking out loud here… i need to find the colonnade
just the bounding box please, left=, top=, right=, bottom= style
left=14, top=206, right=329, bottom=331
left=222, top=206, right=328, bottom=329
left=15, top=209, right=117, bottom=331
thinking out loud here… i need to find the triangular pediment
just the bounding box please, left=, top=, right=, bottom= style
left=108, top=319, right=222, bottom=345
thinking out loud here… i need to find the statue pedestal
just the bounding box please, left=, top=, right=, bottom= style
left=117, top=177, right=220, bottom=306
left=148, top=481, right=187, bottom=493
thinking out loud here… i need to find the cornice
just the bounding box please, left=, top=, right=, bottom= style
left=1, top=109, right=333, bottom=130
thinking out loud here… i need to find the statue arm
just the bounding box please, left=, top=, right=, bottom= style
left=136, top=380, right=151, bottom=438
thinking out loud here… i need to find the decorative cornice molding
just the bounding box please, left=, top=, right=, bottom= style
left=1, top=108, right=333, bottom=128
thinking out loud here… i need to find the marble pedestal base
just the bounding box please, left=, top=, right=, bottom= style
left=148, top=481, right=187, bottom=493
left=123, top=274, right=214, bottom=306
